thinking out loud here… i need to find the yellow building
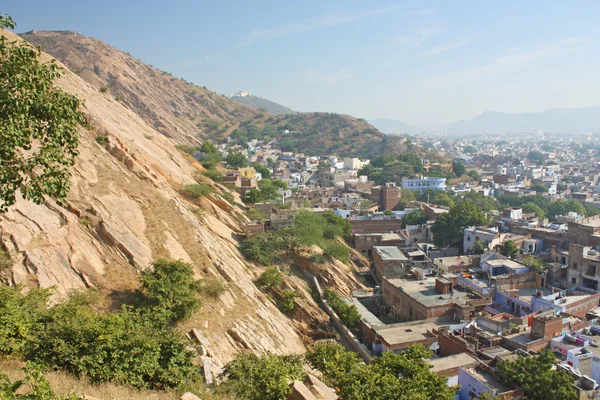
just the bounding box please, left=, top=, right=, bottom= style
left=238, top=167, right=255, bottom=179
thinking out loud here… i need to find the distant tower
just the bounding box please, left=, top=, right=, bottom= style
left=380, top=182, right=399, bottom=211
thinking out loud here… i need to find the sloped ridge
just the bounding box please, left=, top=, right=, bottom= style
left=21, top=30, right=260, bottom=144
left=1, top=29, right=306, bottom=364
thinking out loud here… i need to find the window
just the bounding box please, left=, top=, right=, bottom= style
left=573, top=262, right=578, bottom=270
left=572, top=277, right=577, bottom=284
left=467, top=236, right=471, bottom=242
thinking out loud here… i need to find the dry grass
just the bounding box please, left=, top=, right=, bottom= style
left=0, top=358, right=179, bottom=400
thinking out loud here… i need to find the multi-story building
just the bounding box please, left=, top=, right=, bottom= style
left=373, top=246, right=408, bottom=280
left=568, top=244, right=600, bottom=290
left=401, top=176, right=446, bottom=193
left=380, top=182, right=400, bottom=211
left=463, top=227, right=503, bottom=254
left=342, top=157, right=370, bottom=170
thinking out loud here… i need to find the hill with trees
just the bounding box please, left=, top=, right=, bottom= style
left=230, top=91, right=295, bottom=115
left=19, top=30, right=394, bottom=157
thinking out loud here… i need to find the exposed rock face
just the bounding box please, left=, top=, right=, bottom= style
left=0, top=29, right=307, bottom=364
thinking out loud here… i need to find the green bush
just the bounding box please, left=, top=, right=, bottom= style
left=310, top=253, right=328, bottom=264
left=256, top=267, right=284, bottom=289
left=181, top=184, right=214, bottom=199
left=324, top=289, right=361, bottom=327
left=99, top=86, right=109, bottom=93
left=95, top=135, right=108, bottom=146
left=221, top=354, right=305, bottom=400
left=280, top=289, right=296, bottom=314
left=201, top=169, right=223, bottom=181
left=138, top=259, right=203, bottom=325
left=322, top=241, right=350, bottom=263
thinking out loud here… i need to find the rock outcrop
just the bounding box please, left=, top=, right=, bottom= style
left=1, top=29, right=307, bottom=364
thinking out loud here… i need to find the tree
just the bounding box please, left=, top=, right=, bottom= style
left=256, top=166, right=271, bottom=178
left=199, top=140, right=218, bottom=154
left=305, top=342, right=457, bottom=400
left=225, top=150, right=247, bottom=168
left=471, top=240, right=485, bottom=255
left=138, top=259, right=203, bottom=324
left=527, top=151, right=547, bottom=163
left=432, top=203, right=488, bottom=248
left=522, top=201, right=546, bottom=219
left=221, top=354, right=305, bottom=400
left=383, top=209, right=394, bottom=215
left=585, top=204, right=600, bottom=217
left=435, top=193, right=455, bottom=208
left=243, top=188, right=264, bottom=204
left=1, top=16, right=85, bottom=212
left=466, top=170, right=480, bottom=181
left=530, top=184, right=548, bottom=194
left=402, top=210, right=426, bottom=227
left=499, top=240, right=519, bottom=258
left=496, top=349, right=577, bottom=400
left=452, top=160, right=466, bottom=177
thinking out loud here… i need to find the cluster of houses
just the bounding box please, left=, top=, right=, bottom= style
left=338, top=208, right=600, bottom=399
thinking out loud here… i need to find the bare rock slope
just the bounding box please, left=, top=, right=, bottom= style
left=1, top=29, right=317, bottom=365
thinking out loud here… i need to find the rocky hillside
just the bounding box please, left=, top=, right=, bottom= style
left=230, top=92, right=295, bottom=115
left=1, top=29, right=365, bottom=370
left=21, top=30, right=388, bottom=156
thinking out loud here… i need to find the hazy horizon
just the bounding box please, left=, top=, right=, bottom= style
left=4, top=0, right=600, bottom=126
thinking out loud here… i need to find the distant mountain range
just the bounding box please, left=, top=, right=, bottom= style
left=440, top=107, right=600, bottom=133
left=368, top=119, right=421, bottom=134
left=230, top=91, right=295, bottom=115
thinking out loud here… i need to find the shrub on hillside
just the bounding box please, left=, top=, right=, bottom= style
left=181, top=184, right=214, bottom=199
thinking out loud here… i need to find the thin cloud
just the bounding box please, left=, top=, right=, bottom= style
left=414, top=38, right=472, bottom=59
left=250, top=6, right=392, bottom=39
left=425, top=35, right=593, bottom=85
left=304, top=66, right=354, bottom=85
left=376, top=61, right=394, bottom=69
left=394, top=28, right=444, bottom=46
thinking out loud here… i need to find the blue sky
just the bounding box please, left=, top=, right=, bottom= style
left=4, top=0, right=600, bottom=126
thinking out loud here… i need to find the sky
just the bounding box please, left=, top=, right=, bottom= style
left=4, top=0, right=600, bottom=127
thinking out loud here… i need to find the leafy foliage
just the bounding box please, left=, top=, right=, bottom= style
left=241, top=211, right=351, bottom=265
left=306, top=342, right=457, bottom=400
left=225, top=150, right=247, bottom=168
left=181, top=184, right=214, bottom=199
left=431, top=202, right=488, bottom=248
left=280, top=289, right=296, bottom=314
left=496, top=349, right=577, bottom=400
left=1, top=19, right=85, bottom=211
left=138, top=259, right=203, bottom=325
left=402, top=210, right=426, bottom=227
left=499, top=240, right=519, bottom=258
left=452, top=160, right=466, bottom=177
left=221, top=354, right=305, bottom=400
left=256, top=267, right=284, bottom=289
left=471, top=240, right=485, bottom=255
left=521, top=201, right=546, bottom=219
left=324, top=289, right=361, bottom=327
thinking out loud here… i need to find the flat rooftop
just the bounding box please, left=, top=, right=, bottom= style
left=374, top=322, right=439, bottom=346
left=502, top=287, right=552, bottom=303
left=385, top=276, right=473, bottom=308
left=428, top=353, right=478, bottom=373
left=374, top=246, right=408, bottom=261
left=381, top=233, right=403, bottom=241
left=484, top=259, right=527, bottom=270
left=436, top=256, right=474, bottom=267
left=462, top=368, right=509, bottom=393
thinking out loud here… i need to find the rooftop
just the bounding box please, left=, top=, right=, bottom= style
left=502, top=287, right=552, bottom=303
left=428, top=353, right=478, bottom=373
left=374, top=322, right=439, bottom=346
left=385, top=276, right=474, bottom=308
left=462, top=368, right=510, bottom=393
left=484, top=259, right=528, bottom=270
left=374, top=246, right=408, bottom=261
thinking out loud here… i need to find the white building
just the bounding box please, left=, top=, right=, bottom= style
left=401, top=177, right=446, bottom=193
left=343, top=157, right=370, bottom=170
left=463, top=227, right=503, bottom=254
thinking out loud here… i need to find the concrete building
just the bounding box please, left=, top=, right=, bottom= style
left=319, top=169, right=357, bottom=187
left=458, top=367, right=522, bottom=400
left=373, top=246, right=408, bottom=280
left=343, top=157, right=370, bottom=170
left=353, top=232, right=405, bottom=257
left=401, top=176, right=447, bottom=193
left=463, top=227, right=503, bottom=254
left=381, top=276, right=488, bottom=322
left=481, top=259, right=530, bottom=277
left=568, top=244, right=600, bottom=290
